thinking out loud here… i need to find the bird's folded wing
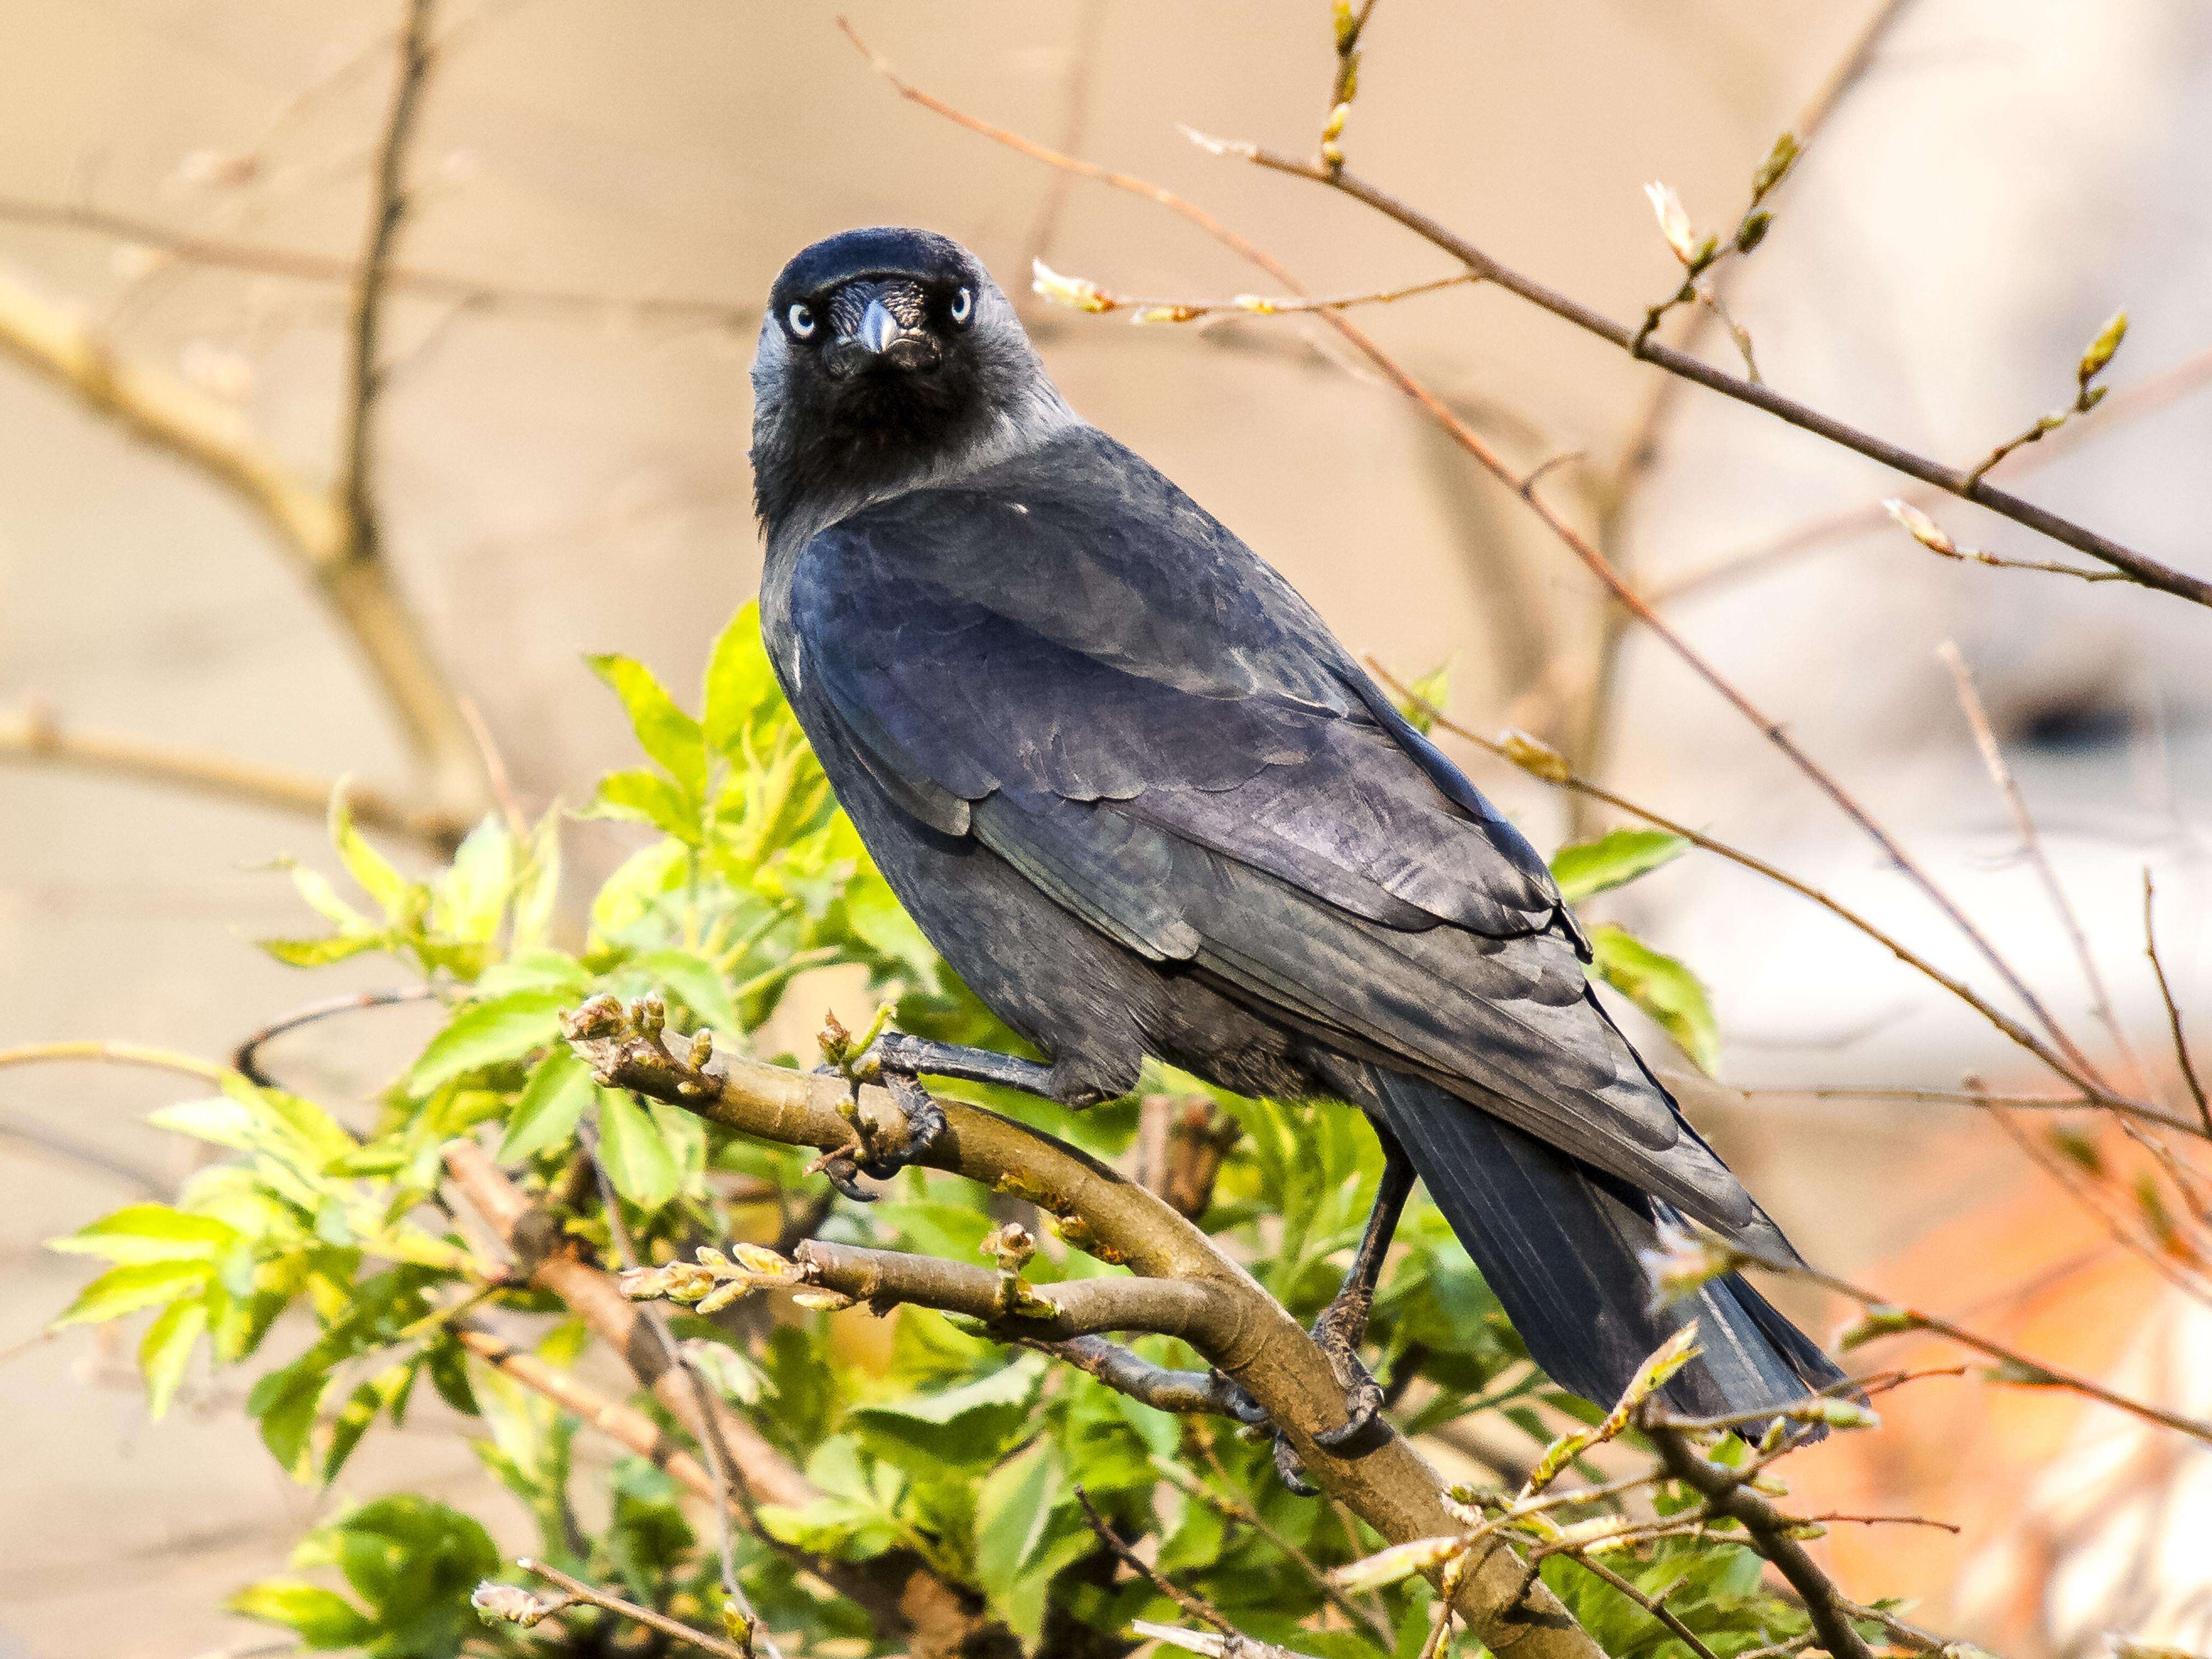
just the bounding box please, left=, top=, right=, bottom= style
left=788, top=439, right=1760, bottom=1238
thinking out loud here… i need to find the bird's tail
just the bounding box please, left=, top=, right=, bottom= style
left=1365, top=1070, right=1846, bottom=1420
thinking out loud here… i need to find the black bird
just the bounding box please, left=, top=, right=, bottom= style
left=751, top=226, right=1844, bottom=1474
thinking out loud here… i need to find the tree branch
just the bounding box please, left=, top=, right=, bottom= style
left=1370, top=662, right=2163, bottom=1125
left=0, top=195, right=755, bottom=330
left=1644, top=1419, right=1875, bottom=1659
left=565, top=995, right=1606, bottom=1659
left=439, top=1138, right=1009, bottom=1659
left=0, top=703, right=467, bottom=849
left=1222, top=149, right=2208, bottom=608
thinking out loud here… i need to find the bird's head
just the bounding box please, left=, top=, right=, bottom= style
left=749, top=227, right=1069, bottom=536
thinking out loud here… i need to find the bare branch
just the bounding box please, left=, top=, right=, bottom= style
left=1373, top=663, right=2153, bottom=1120
left=336, top=0, right=433, bottom=569
left=0, top=266, right=481, bottom=809
left=0, top=196, right=755, bottom=330
left=490, top=1558, right=758, bottom=1659
left=1644, top=1418, right=1876, bottom=1659
left=1937, top=644, right=2138, bottom=1076
left=1652, top=338, right=2212, bottom=605
left=0, top=1039, right=232, bottom=1087
left=2145, top=873, right=2211, bottom=1133
left=0, top=703, right=467, bottom=849
left=1224, top=151, right=2208, bottom=607
left=232, top=986, right=443, bottom=1088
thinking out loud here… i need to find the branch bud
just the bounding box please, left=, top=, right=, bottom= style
left=1031, top=259, right=1113, bottom=314
left=1883, top=497, right=1956, bottom=556
left=1644, top=182, right=1704, bottom=266
left=2076, top=307, right=2128, bottom=393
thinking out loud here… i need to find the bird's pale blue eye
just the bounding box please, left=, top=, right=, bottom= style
left=787, top=303, right=816, bottom=338
left=950, top=286, right=973, bottom=325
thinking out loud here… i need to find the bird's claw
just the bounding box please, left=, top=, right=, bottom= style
left=1210, top=1370, right=1272, bottom=1427
left=853, top=1068, right=946, bottom=1180
left=805, top=1032, right=945, bottom=1200
left=1308, top=1303, right=1387, bottom=1452
left=1273, top=1432, right=1319, bottom=1497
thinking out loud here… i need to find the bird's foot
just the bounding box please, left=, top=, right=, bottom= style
left=808, top=1016, right=947, bottom=1201
left=1208, top=1335, right=1380, bottom=1499
left=1308, top=1296, right=1387, bottom=1453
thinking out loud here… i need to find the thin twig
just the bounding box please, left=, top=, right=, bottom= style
left=1221, top=148, right=2208, bottom=607
left=515, top=1559, right=757, bottom=1659
left=1937, top=643, right=2138, bottom=1079
left=232, top=986, right=442, bottom=1087
left=1611, top=0, right=1918, bottom=496
left=1036, top=267, right=1476, bottom=323
left=0, top=196, right=755, bottom=329
left=2145, top=872, right=2211, bottom=1133
left=337, top=0, right=434, bottom=570
left=579, top=1125, right=776, bottom=1656
left=1645, top=1419, right=1876, bottom=1659
left=1558, top=1551, right=1723, bottom=1659
left=0, top=703, right=467, bottom=849
left=0, top=1040, right=231, bottom=1086
left=1372, top=663, right=2146, bottom=1118
left=1650, top=338, right=2212, bottom=605
left=1073, top=1486, right=1237, bottom=1638
left=1674, top=1075, right=2207, bottom=1142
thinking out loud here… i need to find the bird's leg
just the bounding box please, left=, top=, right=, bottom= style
left=1308, top=1141, right=1416, bottom=1449
left=1222, top=1137, right=1417, bottom=1493
left=872, top=1030, right=1061, bottom=1101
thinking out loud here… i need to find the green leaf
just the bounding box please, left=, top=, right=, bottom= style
left=1394, top=657, right=1455, bottom=735
left=229, top=1579, right=375, bottom=1648
left=431, top=816, right=514, bottom=945
left=589, top=838, right=690, bottom=946
left=510, top=806, right=564, bottom=950
left=329, top=789, right=424, bottom=925
left=703, top=601, right=780, bottom=754
left=631, top=947, right=741, bottom=1036
left=589, top=768, right=701, bottom=841
left=1589, top=923, right=1721, bottom=1075
left=53, top=1259, right=213, bottom=1326
left=589, top=652, right=707, bottom=795
left=323, top=1361, right=415, bottom=1484
left=1550, top=828, right=1690, bottom=904
left=51, top=1203, right=241, bottom=1265
left=596, top=1089, right=680, bottom=1208
left=850, top=1356, right=1044, bottom=1471
left=250, top=1352, right=334, bottom=1475
left=500, top=1049, right=595, bottom=1161
left=148, top=1094, right=256, bottom=1151
left=281, top=857, right=372, bottom=931
left=259, top=933, right=382, bottom=968
left=405, top=988, right=569, bottom=1096
left=139, top=1299, right=208, bottom=1418
left=975, top=1437, right=1061, bottom=1601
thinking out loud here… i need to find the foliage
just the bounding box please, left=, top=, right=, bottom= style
left=49, top=612, right=1784, bottom=1656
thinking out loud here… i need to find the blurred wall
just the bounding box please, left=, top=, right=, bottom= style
left=3, top=3, right=2209, bottom=1653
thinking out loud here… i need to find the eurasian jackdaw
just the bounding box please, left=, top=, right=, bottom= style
left=750, top=225, right=1843, bottom=1476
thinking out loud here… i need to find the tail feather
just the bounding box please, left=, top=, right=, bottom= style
left=1366, top=1070, right=1845, bottom=1419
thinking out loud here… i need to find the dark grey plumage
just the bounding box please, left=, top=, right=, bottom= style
left=751, top=226, right=1843, bottom=1420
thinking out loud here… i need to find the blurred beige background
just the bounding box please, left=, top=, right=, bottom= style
left=4, top=2, right=2210, bottom=1654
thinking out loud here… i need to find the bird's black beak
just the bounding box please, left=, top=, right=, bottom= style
left=825, top=280, right=941, bottom=378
